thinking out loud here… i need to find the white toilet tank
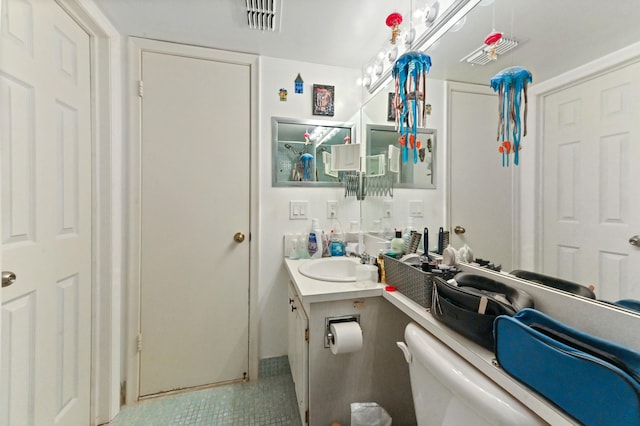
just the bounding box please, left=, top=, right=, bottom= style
left=397, top=323, right=545, bottom=426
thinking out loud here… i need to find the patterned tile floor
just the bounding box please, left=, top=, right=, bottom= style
left=110, top=357, right=302, bottom=426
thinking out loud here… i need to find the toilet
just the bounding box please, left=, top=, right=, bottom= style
left=397, top=323, right=545, bottom=426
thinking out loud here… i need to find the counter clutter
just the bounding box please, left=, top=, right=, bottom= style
left=285, top=257, right=640, bottom=425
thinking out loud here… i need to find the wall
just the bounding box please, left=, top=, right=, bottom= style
left=258, top=57, right=362, bottom=358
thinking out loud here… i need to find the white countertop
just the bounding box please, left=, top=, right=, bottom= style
left=284, top=257, right=578, bottom=426
left=284, top=257, right=384, bottom=305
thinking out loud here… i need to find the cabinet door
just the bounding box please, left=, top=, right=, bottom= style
left=288, top=282, right=309, bottom=424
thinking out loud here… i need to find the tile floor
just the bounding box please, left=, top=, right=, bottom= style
left=110, top=357, right=302, bottom=426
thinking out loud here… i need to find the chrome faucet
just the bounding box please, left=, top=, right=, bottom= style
left=350, top=251, right=374, bottom=264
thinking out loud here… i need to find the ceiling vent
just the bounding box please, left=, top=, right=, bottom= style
left=460, top=36, right=520, bottom=65
left=245, top=0, right=282, bottom=31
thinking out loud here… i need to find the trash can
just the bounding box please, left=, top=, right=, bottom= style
left=350, top=402, right=392, bottom=426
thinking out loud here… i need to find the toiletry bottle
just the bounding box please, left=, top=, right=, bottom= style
left=289, top=236, right=300, bottom=260
left=308, top=218, right=323, bottom=259
left=330, top=229, right=345, bottom=257
left=391, top=229, right=404, bottom=256
left=297, top=233, right=310, bottom=259
left=322, top=232, right=331, bottom=257
left=378, top=250, right=386, bottom=283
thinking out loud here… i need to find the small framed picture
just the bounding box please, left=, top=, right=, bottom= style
left=387, top=92, right=396, bottom=121
left=312, top=84, right=335, bottom=116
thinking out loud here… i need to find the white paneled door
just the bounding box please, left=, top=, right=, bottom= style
left=139, top=50, right=251, bottom=396
left=543, top=62, right=640, bottom=301
left=0, top=0, right=92, bottom=425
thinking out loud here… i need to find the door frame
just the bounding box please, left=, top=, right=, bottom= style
left=526, top=41, right=640, bottom=272
left=24, top=0, right=123, bottom=424
left=445, top=81, right=520, bottom=267
left=126, top=37, right=260, bottom=402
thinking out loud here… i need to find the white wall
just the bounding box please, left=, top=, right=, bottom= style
left=258, top=57, right=362, bottom=358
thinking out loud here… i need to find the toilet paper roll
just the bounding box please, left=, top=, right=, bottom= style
left=330, top=321, right=363, bottom=355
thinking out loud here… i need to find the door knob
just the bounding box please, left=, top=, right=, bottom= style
left=234, top=232, right=246, bottom=243
left=2, top=271, right=16, bottom=288
left=630, top=235, right=640, bottom=247
left=454, top=226, right=466, bottom=235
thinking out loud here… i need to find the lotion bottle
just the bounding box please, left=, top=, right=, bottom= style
left=390, top=229, right=404, bottom=256
left=308, top=218, right=323, bottom=259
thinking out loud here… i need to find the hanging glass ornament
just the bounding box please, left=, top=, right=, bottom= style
left=490, top=66, right=532, bottom=166
left=392, top=51, right=431, bottom=163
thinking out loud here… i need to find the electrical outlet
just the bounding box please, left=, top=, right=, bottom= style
left=409, top=200, right=424, bottom=217
left=383, top=200, right=393, bottom=218
left=327, top=200, right=338, bottom=219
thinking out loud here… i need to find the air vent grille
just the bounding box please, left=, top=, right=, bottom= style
left=246, top=0, right=281, bottom=31
left=460, top=37, right=520, bottom=65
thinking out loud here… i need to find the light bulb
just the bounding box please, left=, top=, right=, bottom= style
left=449, top=16, right=466, bottom=32
left=374, top=62, right=383, bottom=77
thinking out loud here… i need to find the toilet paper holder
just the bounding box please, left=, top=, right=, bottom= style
left=325, top=315, right=360, bottom=348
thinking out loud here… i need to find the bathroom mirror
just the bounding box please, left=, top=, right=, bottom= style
left=357, top=0, right=640, bottom=312
left=367, top=124, right=436, bottom=189
left=272, top=116, right=356, bottom=187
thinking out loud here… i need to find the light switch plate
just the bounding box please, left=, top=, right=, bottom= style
left=290, top=200, right=309, bottom=220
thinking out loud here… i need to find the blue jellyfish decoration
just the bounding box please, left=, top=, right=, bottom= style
left=490, top=66, right=532, bottom=166
left=392, top=51, right=432, bottom=164
left=300, top=153, right=314, bottom=181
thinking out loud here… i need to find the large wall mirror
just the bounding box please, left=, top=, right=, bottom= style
left=272, top=117, right=356, bottom=187
left=356, top=0, right=640, bottom=315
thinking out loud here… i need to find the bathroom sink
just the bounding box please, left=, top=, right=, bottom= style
left=298, top=257, right=360, bottom=282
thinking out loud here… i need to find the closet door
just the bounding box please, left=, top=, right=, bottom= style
left=542, top=62, right=640, bottom=300
left=139, top=49, right=251, bottom=396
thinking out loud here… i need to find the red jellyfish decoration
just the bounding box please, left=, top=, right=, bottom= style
left=386, top=12, right=403, bottom=44
left=484, top=31, right=503, bottom=61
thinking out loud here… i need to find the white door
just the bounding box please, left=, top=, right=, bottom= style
left=448, top=83, right=513, bottom=270
left=139, top=50, right=251, bottom=396
left=542, top=62, right=640, bottom=301
left=0, top=0, right=92, bottom=424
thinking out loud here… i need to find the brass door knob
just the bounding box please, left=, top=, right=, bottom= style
left=454, top=226, right=466, bottom=235
left=234, top=232, right=246, bottom=243
left=2, top=271, right=16, bottom=288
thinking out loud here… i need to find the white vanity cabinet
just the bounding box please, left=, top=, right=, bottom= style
left=287, top=281, right=309, bottom=425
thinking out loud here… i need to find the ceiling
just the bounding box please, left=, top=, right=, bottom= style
left=94, top=0, right=640, bottom=85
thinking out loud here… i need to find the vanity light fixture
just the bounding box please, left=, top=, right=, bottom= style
left=363, top=0, right=483, bottom=94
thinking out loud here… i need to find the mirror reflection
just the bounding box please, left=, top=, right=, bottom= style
left=357, top=0, right=640, bottom=312
left=367, top=124, right=436, bottom=189
left=272, top=117, right=355, bottom=186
